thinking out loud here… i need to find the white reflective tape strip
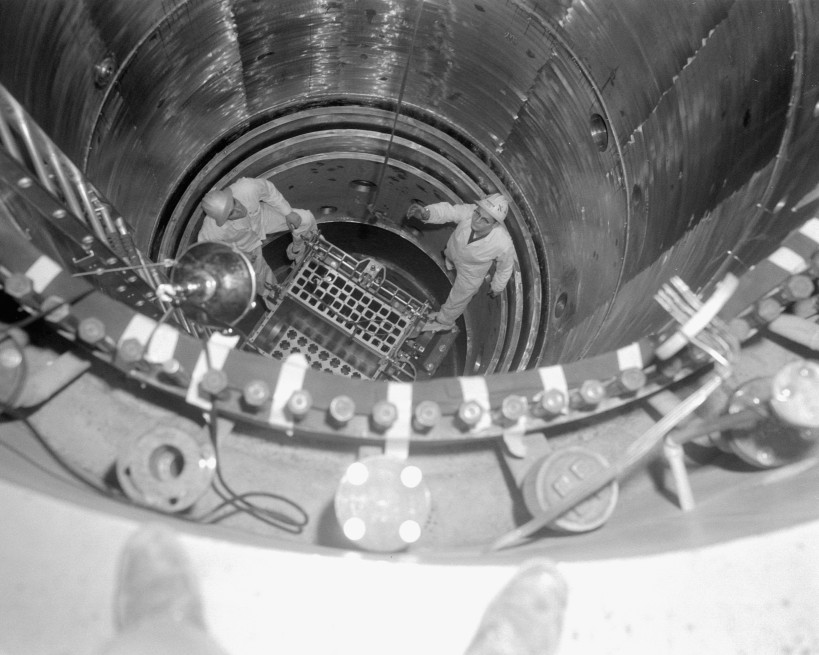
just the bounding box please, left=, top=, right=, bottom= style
left=384, top=382, right=413, bottom=460
left=269, top=353, right=309, bottom=430
left=185, top=332, right=240, bottom=410
left=768, top=247, right=806, bottom=275
left=798, top=218, right=819, bottom=244
left=144, top=324, right=180, bottom=364
left=537, top=365, right=568, bottom=396
left=119, top=314, right=157, bottom=346
left=502, top=419, right=528, bottom=458
left=25, top=256, right=61, bottom=293
left=458, top=376, right=492, bottom=432
left=119, top=314, right=180, bottom=363
left=616, top=342, right=644, bottom=371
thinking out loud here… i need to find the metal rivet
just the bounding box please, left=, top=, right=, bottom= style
left=93, top=54, right=116, bottom=88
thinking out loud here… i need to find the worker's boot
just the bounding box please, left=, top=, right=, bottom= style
left=463, top=559, right=568, bottom=655
left=100, top=525, right=229, bottom=655
left=420, top=320, right=454, bottom=333
left=113, top=525, right=205, bottom=632
left=420, top=311, right=455, bottom=333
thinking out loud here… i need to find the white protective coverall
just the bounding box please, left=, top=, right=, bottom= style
left=197, top=177, right=316, bottom=288
left=426, top=202, right=516, bottom=327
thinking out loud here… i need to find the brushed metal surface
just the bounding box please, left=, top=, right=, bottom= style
left=0, top=0, right=817, bottom=363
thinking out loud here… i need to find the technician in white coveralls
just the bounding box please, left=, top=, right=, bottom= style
left=406, top=193, right=516, bottom=332
left=198, top=177, right=317, bottom=302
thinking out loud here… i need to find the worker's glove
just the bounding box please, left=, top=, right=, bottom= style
left=406, top=203, right=429, bottom=222
left=285, top=212, right=303, bottom=232
left=287, top=240, right=305, bottom=261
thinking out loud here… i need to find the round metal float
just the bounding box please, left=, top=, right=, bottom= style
left=334, top=455, right=432, bottom=552
left=724, top=377, right=818, bottom=469
left=116, top=425, right=217, bottom=512
left=521, top=445, right=619, bottom=533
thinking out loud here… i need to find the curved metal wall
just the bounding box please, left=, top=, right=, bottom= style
left=1, top=0, right=818, bottom=365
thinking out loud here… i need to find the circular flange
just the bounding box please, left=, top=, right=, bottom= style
left=770, top=360, right=819, bottom=430
left=334, top=455, right=432, bottom=552
left=116, top=425, right=217, bottom=512
left=726, top=376, right=817, bottom=469
left=521, top=445, right=619, bottom=533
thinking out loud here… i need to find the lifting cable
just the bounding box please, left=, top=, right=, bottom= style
left=367, top=0, right=425, bottom=223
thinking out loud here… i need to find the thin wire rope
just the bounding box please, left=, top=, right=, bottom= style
left=367, top=0, right=425, bottom=221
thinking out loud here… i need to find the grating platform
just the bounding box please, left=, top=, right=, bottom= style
left=246, top=234, right=430, bottom=380
left=269, top=325, right=368, bottom=379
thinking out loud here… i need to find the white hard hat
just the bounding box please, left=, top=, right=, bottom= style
left=476, top=193, right=509, bottom=222
left=201, top=188, right=234, bottom=222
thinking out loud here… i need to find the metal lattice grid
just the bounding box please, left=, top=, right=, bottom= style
left=291, top=258, right=409, bottom=355
left=271, top=326, right=368, bottom=379
left=246, top=235, right=428, bottom=380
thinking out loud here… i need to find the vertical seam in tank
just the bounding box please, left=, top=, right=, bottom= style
left=708, top=0, right=804, bottom=287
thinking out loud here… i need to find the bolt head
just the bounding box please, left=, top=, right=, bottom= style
left=539, top=389, right=567, bottom=415
left=329, top=395, right=356, bottom=424
left=501, top=395, right=527, bottom=420
left=243, top=380, right=271, bottom=407
left=199, top=369, right=228, bottom=396
left=413, top=400, right=441, bottom=429
left=458, top=400, right=483, bottom=426
left=78, top=317, right=106, bottom=344
left=4, top=274, right=32, bottom=298
left=288, top=389, right=313, bottom=417
left=372, top=401, right=398, bottom=429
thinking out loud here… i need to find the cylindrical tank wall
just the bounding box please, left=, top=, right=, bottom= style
left=2, top=0, right=819, bottom=366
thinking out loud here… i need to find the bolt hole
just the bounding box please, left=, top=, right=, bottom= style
left=554, top=291, right=568, bottom=319
left=632, top=184, right=643, bottom=206
left=149, top=445, right=185, bottom=481
left=590, top=114, right=609, bottom=152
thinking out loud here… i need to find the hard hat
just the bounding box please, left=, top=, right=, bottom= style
left=476, top=193, right=509, bottom=222
left=201, top=188, right=234, bottom=223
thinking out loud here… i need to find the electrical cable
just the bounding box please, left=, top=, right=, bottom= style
left=0, top=390, right=111, bottom=496
left=366, top=0, right=425, bottom=223
left=199, top=335, right=309, bottom=534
